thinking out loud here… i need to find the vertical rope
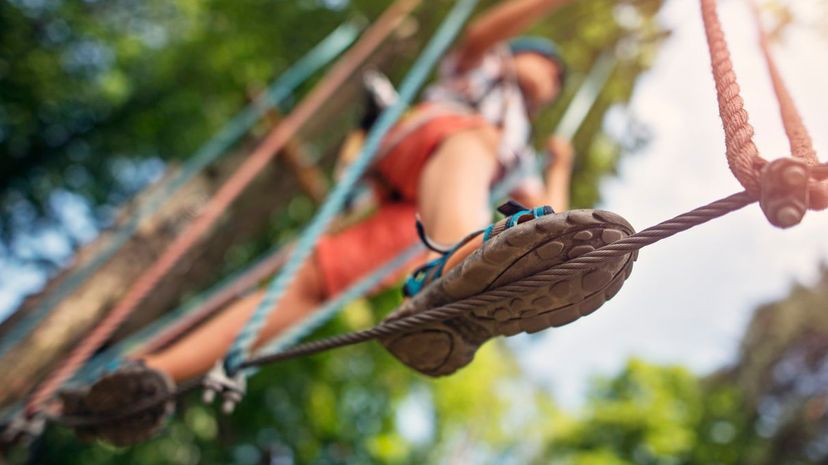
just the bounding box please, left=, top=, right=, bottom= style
left=699, top=0, right=765, bottom=195
left=749, top=1, right=828, bottom=210
left=23, top=0, right=419, bottom=417
left=222, top=0, right=481, bottom=375
left=750, top=0, right=818, bottom=165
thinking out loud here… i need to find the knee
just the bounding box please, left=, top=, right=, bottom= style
left=298, top=253, right=326, bottom=302
left=422, top=129, right=499, bottom=188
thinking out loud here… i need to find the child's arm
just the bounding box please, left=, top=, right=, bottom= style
left=543, top=135, right=574, bottom=212
left=508, top=135, right=574, bottom=210
left=456, top=0, right=573, bottom=70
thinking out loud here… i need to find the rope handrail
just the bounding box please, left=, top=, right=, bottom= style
left=221, top=0, right=478, bottom=375
left=701, top=0, right=826, bottom=216
left=241, top=191, right=755, bottom=368
left=0, top=23, right=360, bottom=360
left=750, top=1, right=817, bottom=166
left=22, top=0, right=419, bottom=417
left=748, top=0, right=827, bottom=211
left=700, top=0, right=764, bottom=195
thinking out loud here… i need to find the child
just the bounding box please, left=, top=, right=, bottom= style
left=68, top=0, right=635, bottom=445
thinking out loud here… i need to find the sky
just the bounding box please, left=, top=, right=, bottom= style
left=519, top=0, right=828, bottom=408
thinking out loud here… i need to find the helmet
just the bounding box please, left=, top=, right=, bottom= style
left=509, top=36, right=568, bottom=88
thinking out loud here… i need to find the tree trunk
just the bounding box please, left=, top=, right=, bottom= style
left=0, top=32, right=419, bottom=412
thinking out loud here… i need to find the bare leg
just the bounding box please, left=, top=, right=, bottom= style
left=417, top=126, right=500, bottom=269
left=142, top=127, right=500, bottom=382
left=142, top=258, right=325, bottom=382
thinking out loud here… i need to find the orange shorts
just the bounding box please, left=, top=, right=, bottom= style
left=315, top=105, right=487, bottom=297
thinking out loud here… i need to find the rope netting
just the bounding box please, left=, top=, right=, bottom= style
left=8, top=0, right=828, bottom=436
left=21, top=0, right=421, bottom=417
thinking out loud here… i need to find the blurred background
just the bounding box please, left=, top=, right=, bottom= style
left=1, top=0, right=828, bottom=463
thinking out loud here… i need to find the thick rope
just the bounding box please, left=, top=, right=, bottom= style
left=242, top=192, right=756, bottom=368
left=222, top=0, right=479, bottom=375
left=702, top=0, right=827, bottom=212
left=0, top=24, right=359, bottom=360
left=750, top=1, right=817, bottom=166
left=23, top=0, right=418, bottom=417
left=749, top=0, right=827, bottom=210
left=700, top=0, right=765, bottom=195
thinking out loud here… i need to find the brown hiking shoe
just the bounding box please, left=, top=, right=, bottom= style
left=380, top=206, right=636, bottom=377
left=60, top=361, right=175, bottom=446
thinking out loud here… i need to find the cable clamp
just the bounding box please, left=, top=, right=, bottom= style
left=759, top=158, right=810, bottom=228
left=202, top=363, right=246, bottom=414
left=1, top=411, right=46, bottom=447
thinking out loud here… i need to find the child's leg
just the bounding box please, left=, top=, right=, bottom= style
left=142, top=258, right=325, bottom=382
left=139, top=125, right=500, bottom=383
left=417, top=126, right=501, bottom=267
left=140, top=202, right=419, bottom=383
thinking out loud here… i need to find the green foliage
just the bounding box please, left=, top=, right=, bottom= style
left=548, top=360, right=754, bottom=465
left=0, top=0, right=351, bottom=265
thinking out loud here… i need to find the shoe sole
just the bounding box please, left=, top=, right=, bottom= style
left=72, top=364, right=175, bottom=446
left=380, top=209, right=637, bottom=376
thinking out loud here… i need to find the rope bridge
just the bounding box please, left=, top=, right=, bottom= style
left=3, top=0, right=827, bottom=440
